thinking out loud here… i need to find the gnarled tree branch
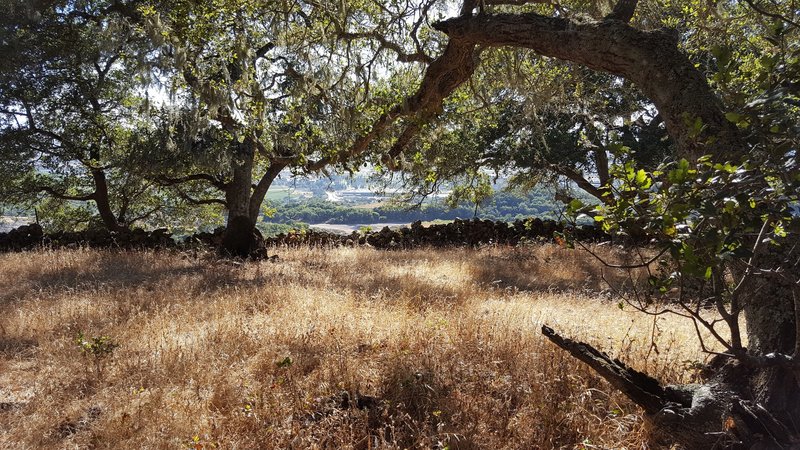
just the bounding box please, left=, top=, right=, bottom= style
left=306, top=30, right=479, bottom=171
left=541, top=325, right=670, bottom=414
left=158, top=174, right=228, bottom=191
left=432, top=13, right=744, bottom=160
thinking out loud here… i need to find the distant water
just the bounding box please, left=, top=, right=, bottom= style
left=310, top=223, right=408, bottom=235
left=0, top=216, right=33, bottom=233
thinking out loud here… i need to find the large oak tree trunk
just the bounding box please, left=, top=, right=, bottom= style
left=221, top=138, right=259, bottom=258
left=736, top=243, right=800, bottom=445
left=219, top=139, right=286, bottom=259
left=433, top=10, right=800, bottom=449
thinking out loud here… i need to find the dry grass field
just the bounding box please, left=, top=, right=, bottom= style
left=0, top=244, right=718, bottom=449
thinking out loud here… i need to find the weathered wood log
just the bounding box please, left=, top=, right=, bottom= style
left=541, top=324, right=800, bottom=449
left=541, top=325, right=669, bottom=414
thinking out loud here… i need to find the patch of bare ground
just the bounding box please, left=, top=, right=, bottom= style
left=0, top=245, right=720, bottom=449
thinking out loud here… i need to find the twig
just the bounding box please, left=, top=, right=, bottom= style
left=576, top=240, right=669, bottom=269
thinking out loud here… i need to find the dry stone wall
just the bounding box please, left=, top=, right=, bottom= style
left=0, top=218, right=609, bottom=253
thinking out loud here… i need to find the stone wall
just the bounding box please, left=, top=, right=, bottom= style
left=0, top=218, right=609, bottom=253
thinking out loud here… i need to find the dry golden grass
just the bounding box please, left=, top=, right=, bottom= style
left=0, top=244, right=714, bottom=449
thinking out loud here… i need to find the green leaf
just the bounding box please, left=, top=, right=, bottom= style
left=635, top=169, right=647, bottom=185
left=725, top=112, right=742, bottom=123
left=276, top=356, right=293, bottom=368
left=711, top=45, right=732, bottom=66
left=567, top=199, right=584, bottom=214
left=774, top=222, right=787, bottom=238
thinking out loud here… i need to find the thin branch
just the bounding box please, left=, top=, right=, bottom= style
left=742, top=0, right=800, bottom=29
left=688, top=313, right=735, bottom=359
left=729, top=218, right=771, bottom=302
left=576, top=240, right=669, bottom=269
left=711, top=266, right=743, bottom=351
left=173, top=187, right=227, bottom=207
left=128, top=206, right=162, bottom=224
left=337, top=31, right=434, bottom=63
left=674, top=294, right=735, bottom=354
left=37, top=186, right=96, bottom=202
left=158, top=174, right=228, bottom=191
left=605, top=0, right=639, bottom=22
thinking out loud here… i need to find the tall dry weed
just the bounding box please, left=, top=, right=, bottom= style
left=0, top=245, right=714, bottom=449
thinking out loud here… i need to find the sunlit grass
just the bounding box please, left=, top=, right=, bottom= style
left=0, top=245, right=712, bottom=449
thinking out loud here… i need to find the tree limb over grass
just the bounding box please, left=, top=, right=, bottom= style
left=541, top=324, right=668, bottom=414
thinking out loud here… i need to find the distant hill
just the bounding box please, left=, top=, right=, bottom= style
left=256, top=187, right=594, bottom=236
left=0, top=216, right=34, bottom=233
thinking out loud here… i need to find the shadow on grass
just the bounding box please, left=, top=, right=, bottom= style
left=323, top=250, right=471, bottom=309
left=467, top=247, right=648, bottom=293
left=0, top=251, right=279, bottom=314
left=291, top=355, right=481, bottom=449
left=0, top=245, right=648, bottom=317
left=0, top=335, right=38, bottom=358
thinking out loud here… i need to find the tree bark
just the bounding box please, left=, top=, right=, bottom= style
left=90, top=168, right=125, bottom=232
left=221, top=137, right=260, bottom=258
left=248, top=160, right=288, bottom=223
left=738, top=242, right=800, bottom=442
left=593, top=146, right=610, bottom=188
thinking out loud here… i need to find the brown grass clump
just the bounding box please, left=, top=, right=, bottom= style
left=0, top=245, right=713, bottom=449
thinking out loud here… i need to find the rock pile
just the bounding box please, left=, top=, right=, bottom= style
left=265, top=218, right=609, bottom=250
left=48, top=228, right=176, bottom=249
left=186, top=227, right=361, bottom=249
left=265, top=229, right=366, bottom=248
left=365, top=218, right=607, bottom=249
left=184, top=227, right=225, bottom=248
left=0, top=223, right=44, bottom=251
left=0, top=225, right=176, bottom=252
